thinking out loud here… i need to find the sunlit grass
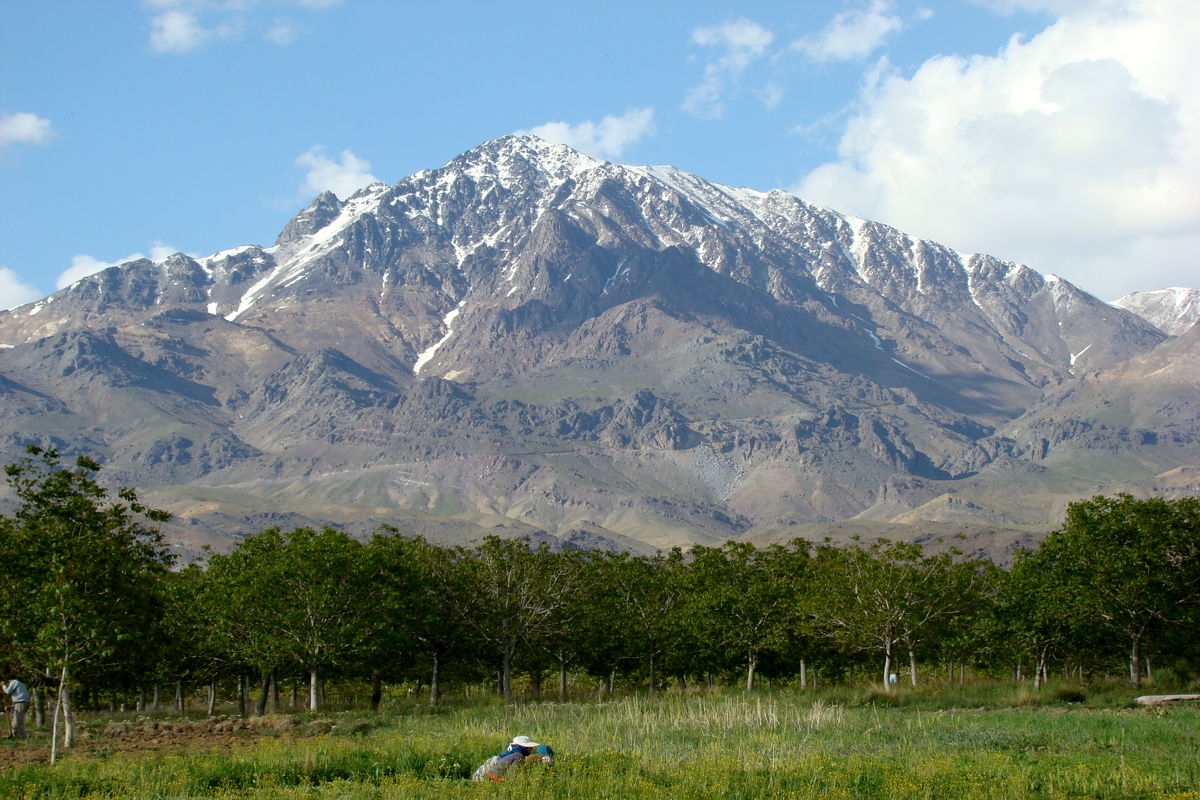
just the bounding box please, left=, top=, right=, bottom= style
left=3, top=687, right=1198, bottom=799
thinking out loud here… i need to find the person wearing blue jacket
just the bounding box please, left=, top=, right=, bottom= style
left=471, top=735, right=555, bottom=781
left=2, top=677, right=29, bottom=740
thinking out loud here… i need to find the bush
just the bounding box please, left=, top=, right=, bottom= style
left=1052, top=687, right=1086, bottom=704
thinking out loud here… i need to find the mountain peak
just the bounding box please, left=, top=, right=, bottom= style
left=448, top=134, right=605, bottom=186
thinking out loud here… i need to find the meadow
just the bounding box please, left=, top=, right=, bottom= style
left=2, top=684, right=1198, bottom=800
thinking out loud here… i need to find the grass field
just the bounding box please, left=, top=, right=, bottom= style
left=2, top=685, right=1198, bottom=799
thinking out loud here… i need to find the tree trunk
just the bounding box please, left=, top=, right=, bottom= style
left=909, top=647, right=918, bottom=687
left=500, top=646, right=515, bottom=703
left=175, top=681, right=184, bottom=713
left=50, top=667, right=66, bottom=765
left=558, top=656, right=569, bottom=702
left=800, top=659, right=808, bottom=690
left=370, top=670, right=383, bottom=711
left=530, top=670, right=543, bottom=702
left=237, top=675, right=247, bottom=717
left=606, top=667, right=615, bottom=697
left=207, top=680, right=217, bottom=716
left=62, top=671, right=75, bottom=749
left=677, top=674, right=686, bottom=692
left=1129, top=633, right=1143, bottom=688
left=152, top=684, right=160, bottom=712
left=255, top=674, right=269, bottom=716
left=32, top=687, right=45, bottom=728
left=648, top=653, right=656, bottom=696
left=269, top=671, right=279, bottom=713
left=137, top=686, right=147, bottom=713
left=1034, top=647, right=1046, bottom=689
left=882, top=645, right=894, bottom=692
left=308, top=668, right=320, bottom=712
left=291, top=679, right=299, bottom=710
left=746, top=651, right=758, bottom=691
left=429, top=652, right=441, bottom=707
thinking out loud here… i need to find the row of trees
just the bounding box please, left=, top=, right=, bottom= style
left=2, top=447, right=1199, bottom=754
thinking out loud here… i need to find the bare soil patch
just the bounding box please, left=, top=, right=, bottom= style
left=0, top=714, right=330, bottom=771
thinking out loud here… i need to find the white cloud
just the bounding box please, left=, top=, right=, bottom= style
left=295, top=147, right=379, bottom=200
left=519, top=108, right=656, bottom=161
left=0, top=112, right=54, bottom=148
left=56, top=243, right=183, bottom=290
left=265, top=20, right=300, bottom=45
left=796, top=0, right=1200, bottom=299
left=0, top=267, right=42, bottom=311
left=144, top=1, right=336, bottom=53
left=683, top=19, right=774, bottom=119
left=149, top=9, right=211, bottom=53
left=794, top=1, right=904, bottom=63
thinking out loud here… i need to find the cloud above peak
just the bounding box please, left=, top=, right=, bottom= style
left=0, top=266, right=42, bottom=311
left=295, top=146, right=379, bottom=200
left=683, top=19, right=774, bottom=119
left=796, top=0, right=1200, bottom=299
left=518, top=108, right=656, bottom=161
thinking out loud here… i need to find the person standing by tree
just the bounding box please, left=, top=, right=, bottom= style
left=3, top=676, right=30, bottom=739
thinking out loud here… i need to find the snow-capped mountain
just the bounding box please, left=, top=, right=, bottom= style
left=0, top=136, right=1191, bottom=558
left=1113, top=287, right=1200, bottom=336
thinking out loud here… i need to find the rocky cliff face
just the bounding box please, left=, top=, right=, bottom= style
left=0, top=135, right=1191, bottom=557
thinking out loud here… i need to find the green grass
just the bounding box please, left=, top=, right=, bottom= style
left=4, top=687, right=1199, bottom=799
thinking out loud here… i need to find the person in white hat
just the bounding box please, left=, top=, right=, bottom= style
left=471, top=734, right=555, bottom=781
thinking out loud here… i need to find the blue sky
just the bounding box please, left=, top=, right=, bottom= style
left=1, top=0, right=1196, bottom=308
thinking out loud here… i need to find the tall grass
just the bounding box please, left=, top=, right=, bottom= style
left=3, top=687, right=1198, bottom=799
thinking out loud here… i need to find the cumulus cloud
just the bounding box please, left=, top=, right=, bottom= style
left=0, top=267, right=42, bottom=311
left=56, top=243, right=182, bottom=290
left=683, top=19, right=774, bottom=119
left=519, top=108, right=656, bottom=161
left=0, top=112, right=54, bottom=148
left=796, top=0, right=1200, bottom=299
left=793, top=1, right=904, bottom=63
left=295, top=147, right=379, bottom=200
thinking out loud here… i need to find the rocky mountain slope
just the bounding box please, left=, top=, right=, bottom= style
left=1113, top=287, right=1200, bottom=335
left=0, top=136, right=1192, bottom=560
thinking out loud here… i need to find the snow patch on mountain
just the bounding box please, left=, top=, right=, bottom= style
left=413, top=299, right=466, bottom=375
left=225, top=183, right=389, bottom=322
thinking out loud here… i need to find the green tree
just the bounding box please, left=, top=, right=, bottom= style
left=202, top=527, right=375, bottom=710
left=366, top=532, right=471, bottom=707
left=1035, top=494, right=1200, bottom=687
left=684, top=541, right=809, bottom=690
left=0, top=446, right=173, bottom=758
left=810, top=538, right=987, bottom=691
left=448, top=536, right=575, bottom=702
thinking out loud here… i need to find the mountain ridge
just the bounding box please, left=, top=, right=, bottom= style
left=0, top=135, right=1193, bottom=560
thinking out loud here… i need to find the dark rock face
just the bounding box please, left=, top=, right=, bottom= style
left=0, top=135, right=1193, bottom=554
